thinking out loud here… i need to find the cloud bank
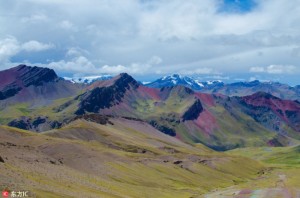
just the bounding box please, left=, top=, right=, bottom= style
left=0, top=0, right=299, bottom=84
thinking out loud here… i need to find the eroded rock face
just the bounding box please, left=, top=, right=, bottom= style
left=75, top=86, right=124, bottom=115
left=19, top=65, right=58, bottom=87
left=8, top=116, right=62, bottom=132
left=75, top=73, right=139, bottom=115
left=0, top=65, right=59, bottom=100
left=182, top=99, right=203, bottom=121
left=8, top=119, right=31, bottom=130
left=285, top=110, right=300, bottom=131
left=149, top=120, right=176, bottom=136
left=238, top=92, right=300, bottom=132
left=71, top=114, right=113, bottom=125
left=0, top=84, right=22, bottom=100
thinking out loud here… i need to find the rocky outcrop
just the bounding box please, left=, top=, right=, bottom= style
left=238, top=92, right=300, bottom=132
left=71, top=114, right=113, bottom=125
left=18, top=65, right=58, bottom=87
left=285, top=110, right=300, bottom=131
left=8, top=116, right=62, bottom=132
left=182, top=99, right=203, bottom=121
left=8, top=119, right=31, bottom=130
left=149, top=120, right=176, bottom=136
left=0, top=156, right=5, bottom=163
left=0, top=65, right=59, bottom=100
left=75, top=86, right=124, bottom=115
left=0, top=84, right=22, bottom=100
left=75, top=73, right=139, bottom=115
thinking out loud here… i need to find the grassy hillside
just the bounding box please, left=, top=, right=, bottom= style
left=204, top=145, right=300, bottom=197
left=0, top=119, right=265, bottom=197
left=227, top=144, right=300, bottom=167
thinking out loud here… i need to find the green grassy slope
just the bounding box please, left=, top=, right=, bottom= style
left=0, top=119, right=265, bottom=197
left=227, top=144, right=300, bottom=167
left=204, top=145, right=300, bottom=197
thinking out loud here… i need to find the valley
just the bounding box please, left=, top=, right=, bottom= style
left=0, top=119, right=265, bottom=197
left=2, top=1, right=300, bottom=197
left=0, top=65, right=299, bottom=197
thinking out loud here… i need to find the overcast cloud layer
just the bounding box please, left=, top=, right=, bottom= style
left=1, top=0, right=300, bottom=84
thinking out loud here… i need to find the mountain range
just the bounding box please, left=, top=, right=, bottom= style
left=1, top=65, right=300, bottom=197
left=145, top=74, right=300, bottom=101
left=1, top=65, right=299, bottom=150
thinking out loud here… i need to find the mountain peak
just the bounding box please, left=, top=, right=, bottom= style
left=114, top=73, right=139, bottom=88
left=249, top=91, right=279, bottom=100
left=146, top=74, right=224, bottom=90
left=162, top=74, right=182, bottom=79
left=76, top=73, right=139, bottom=115
left=0, top=65, right=80, bottom=101
left=0, top=64, right=58, bottom=87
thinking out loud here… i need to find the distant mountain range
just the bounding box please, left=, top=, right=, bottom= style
left=144, top=74, right=224, bottom=90
left=1, top=65, right=300, bottom=151
left=145, top=74, right=300, bottom=101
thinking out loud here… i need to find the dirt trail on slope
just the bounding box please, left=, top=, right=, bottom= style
left=204, top=173, right=298, bottom=198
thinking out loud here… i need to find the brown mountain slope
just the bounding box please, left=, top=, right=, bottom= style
left=0, top=65, right=83, bottom=105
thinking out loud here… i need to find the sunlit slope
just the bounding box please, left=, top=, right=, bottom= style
left=204, top=145, right=300, bottom=197
left=227, top=144, right=300, bottom=166
left=0, top=119, right=264, bottom=197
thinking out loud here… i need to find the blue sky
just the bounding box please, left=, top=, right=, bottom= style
left=219, top=0, right=257, bottom=13
left=0, top=0, right=300, bottom=85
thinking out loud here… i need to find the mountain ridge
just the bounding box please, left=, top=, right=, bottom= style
left=1, top=65, right=300, bottom=150
left=0, top=65, right=83, bottom=103
left=145, top=74, right=300, bottom=100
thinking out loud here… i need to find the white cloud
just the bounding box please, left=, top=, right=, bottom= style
left=66, top=47, right=89, bottom=57
left=22, top=40, right=54, bottom=52
left=250, top=65, right=297, bottom=74
left=179, top=67, right=213, bottom=75
left=1, top=0, right=300, bottom=83
left=59, top=20, right=77, bottom=31
left=266, top=64, right=296, bottom=74
left=0, top=37, right=54, bottom=64
left=0, top=37, right=20, bottom=63
left=100, top=65, right=128, bottom=74
left=147, top=56, right=162, bottom=65
left=47, top=55, right=163, bottom=75
left=21, top=14, right=48, bottom=23
left=250, top=66, right=265, bottom=73
left=99, top=56, right=163, bottom=75
left=206, top=75, right=230, bottom=80
left=48, top=56, right=97, bottom=73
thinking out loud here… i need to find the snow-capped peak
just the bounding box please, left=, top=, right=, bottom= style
left=162, top=74, right=182, bottom=80
left=145, top=73, right=225, bottom=90
left=195, top=80, right=204, bottom=87
left=206, top=80, right=222, bottom=85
